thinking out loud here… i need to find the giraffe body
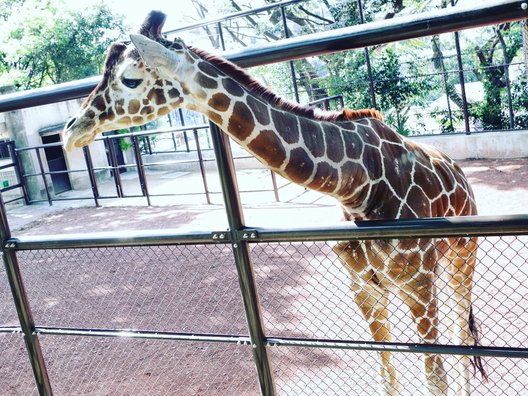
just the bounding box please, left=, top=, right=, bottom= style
left=62, top=11, right=485, bottom=395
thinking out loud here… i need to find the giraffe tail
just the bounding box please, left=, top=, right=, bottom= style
left=468, top=304, right=489, bottom=382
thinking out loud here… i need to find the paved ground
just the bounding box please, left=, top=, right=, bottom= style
left=5, top=158, right=528, bottom=234
left=1, top=158, right=527, bottom=395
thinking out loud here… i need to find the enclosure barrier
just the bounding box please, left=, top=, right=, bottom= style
left=13, top=124, right=286, bottom=206
left=1, top=1, right=528, bottom=395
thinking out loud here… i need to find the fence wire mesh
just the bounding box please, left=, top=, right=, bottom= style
left=37, top=336, right=258, bottom=396
left=1, top=233, right=527, bottom=395
left=15, top=245, right=247, bottom=334
left=251, top=236, right=528, bottom=395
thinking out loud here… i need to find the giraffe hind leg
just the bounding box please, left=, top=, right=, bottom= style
left=398, top=272, right=449, bottom=396
left=445, top=237, right=487, bottom=395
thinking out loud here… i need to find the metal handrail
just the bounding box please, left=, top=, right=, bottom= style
left=0, top=0, right=526, bottom=113
left=164, top=0, right=308, bottom=35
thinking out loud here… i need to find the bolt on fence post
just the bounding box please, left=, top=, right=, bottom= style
left=0, top=194, right=53, bottom=395
left=209, top=122, right=276, bottom=396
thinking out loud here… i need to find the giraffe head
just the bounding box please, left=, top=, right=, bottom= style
left=63, top=11, right=193, bottom=151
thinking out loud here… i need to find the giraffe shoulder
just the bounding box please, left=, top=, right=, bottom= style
left=340, top=108, right=384, bottom=122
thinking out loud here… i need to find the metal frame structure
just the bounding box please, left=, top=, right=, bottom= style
left=1, top=1, right=528, bottom=395
left=13, top=124, right=288, bottom=206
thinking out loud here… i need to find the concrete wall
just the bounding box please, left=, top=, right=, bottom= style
left=412, top=130, right=528, bottom=160
left=4, top=99, right=110, bottom=200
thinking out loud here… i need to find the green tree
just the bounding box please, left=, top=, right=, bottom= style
left=0, top=0, right=127, bottom=90
left=372, top=48, right=431, bottom=135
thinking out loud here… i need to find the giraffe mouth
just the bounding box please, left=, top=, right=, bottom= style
left=63, top=128, right=97, bottom=151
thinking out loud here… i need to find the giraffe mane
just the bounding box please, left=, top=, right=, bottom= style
left=188, top=46, right=383, bottom=123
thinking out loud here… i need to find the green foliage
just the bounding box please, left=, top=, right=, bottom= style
left=321, top=51, right=372, bottom=109
left=116, top=129, right=133, bottom=152
left=0, top=0, right=127, bottom=90
left=372, top=48, right=432, bottom=134
left=512, top=74, right=528, bottom=128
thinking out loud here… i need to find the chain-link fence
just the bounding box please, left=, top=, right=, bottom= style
left=2, top=223, right=527, bottom=395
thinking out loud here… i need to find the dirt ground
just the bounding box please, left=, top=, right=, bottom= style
left=1, top=158, right=527, bottom=395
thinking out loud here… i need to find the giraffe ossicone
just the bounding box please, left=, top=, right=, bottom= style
left=62, top=10, right=487, bottom=395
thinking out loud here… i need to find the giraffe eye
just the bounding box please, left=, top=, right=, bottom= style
left=121, top=77, right=143, bottom=89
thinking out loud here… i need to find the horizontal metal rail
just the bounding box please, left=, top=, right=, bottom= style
left=250, top=214, right=528, bottom=242
left=5, top=229, right=227, bottom=250
left=7, top=324, right=527, bottom=360
left=164, top=0, right=306, bottom=35
left=7, top=214, right=528, bottom=251
left=0, top=0, right=526, bottom=112
left=34, top=326, right=252, bottom=345
left=265, top=337, right=528, bottom=359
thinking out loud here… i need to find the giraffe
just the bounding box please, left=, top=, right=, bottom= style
left=62, top=11, right=487, bottom=395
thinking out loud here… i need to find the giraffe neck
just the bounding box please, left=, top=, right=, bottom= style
left=177, top=48, right=378, bottom=213
left=176, top=47, right=476, bottom=222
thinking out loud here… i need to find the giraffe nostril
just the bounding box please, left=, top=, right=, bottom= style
left=66, top=117, right=77, bottom=130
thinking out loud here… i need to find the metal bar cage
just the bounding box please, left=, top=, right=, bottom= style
left=1, top=1, right=528, bottom=395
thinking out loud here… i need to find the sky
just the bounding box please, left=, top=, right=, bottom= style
left=64, top=0, right=227, bottom=32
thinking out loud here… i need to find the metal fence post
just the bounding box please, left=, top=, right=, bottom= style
left=357, top=0, right=378, bottom=109
left=0, top=195, right=53, bottom=395
left=281, top=5, right=300, bottom=103
left=82, top=146, right=100, bottom=207
left=10, top=143, right=30, bottom=205
left=209, top=122, right=276, bottom=396
left=193, top=129, right=211, bottom=204
left=131, top=135, right=151, bottom=206
left=35, top=149, right=52, bottom=206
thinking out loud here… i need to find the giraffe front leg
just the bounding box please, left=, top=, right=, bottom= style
left=400, top=273, right=449, bottom=396
left=334, top=241, right=401, bottom=395
left=354, top=286, right=401, bottom=396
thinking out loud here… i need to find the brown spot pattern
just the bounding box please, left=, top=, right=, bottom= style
left=208, top=93, right=231, bottom=112
left=148, top=88, right=167, bottom=105
left=284, top=148, right=314, bottom=184
left=207, top=111, right=223, bottom=125
left=198, top=61, right=219, bottom=77
left=158, top=107, right=171, bottom=116
left=222, top=78, right=244, bottom=97
left=195, top=73, right=218, bottom=89
left=362, top=145, right=383, bottom=180
left=140, top=106, right=154, bottom=115
left=227, top=102, right=255, bottom=140
left=299, top=118, right=324, bottom=158
left=342, top=130, right=363, bottom=160
left=336, top=161, right=366, bottom=197
left=128, top=99, right=140, bottom=114
left=307, top=162, right=338, bottom=192
left=271, top=110, right=299, bottom=144
left=247, top=96, right=270, bottom=126
left=168, top=87, right=181, bottom=99
left=247, top=130, right=287, bottom=169
left=93, top=95, right=106, bottom=112
left=325, top=124, right=344, bottom=163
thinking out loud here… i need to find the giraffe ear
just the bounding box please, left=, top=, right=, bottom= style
left=130, top=34, right=178, bottom=79
left=139, top=10, right=166, bottom=40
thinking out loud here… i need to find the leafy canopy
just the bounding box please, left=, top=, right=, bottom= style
left=0, top=0, right=127, bottom=90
